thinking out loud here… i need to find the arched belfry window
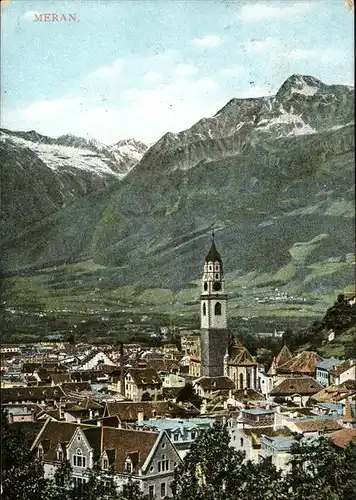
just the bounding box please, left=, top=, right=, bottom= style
left=214, top=302, right=222, bottom=315
left=203, top=303, right=206, bottom=316
left=204, top=282, right=208, bottom=291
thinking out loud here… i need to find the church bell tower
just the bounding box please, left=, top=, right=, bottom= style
left=200, top=232, right=229, bottom=377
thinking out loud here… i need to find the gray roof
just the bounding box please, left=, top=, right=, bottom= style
left=316, top=358, right=343, bottom=371
left=243, top=409, right=275, bottom=415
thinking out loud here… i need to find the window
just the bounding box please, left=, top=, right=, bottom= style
left=160, top=483, right=166, bottom=498
left=203, top=282, right=208, bottom=291
left=239, top=373, right=244, bottom=389
left=240, top=438, right=244, bottom=447
left=214, top=302, right=222, bottom=315
left=191, top=431, right=196, bottom=440
left=73, top=477, right=86, bottom=489
left=73, top=449, right=86, bottom=468
left=209, top=266, right=212, bottom=270
left=215, top=273, right=219, bottom=279
left=213, top=282, right=221, bottom=291
left=174, top=433, right=179, bottom=441
left=158, top=455, right=169, bottom=472
left=148, top=485, right=154, bottom=497
left=125, top=458, right=133, bottom=473
left=57, top=449, right=64, bottom=461
left=102, top=458, right=109, bottom=470
left=38, top=445, right=43, bottom=459
left=203, top=303, right=206, bottom=316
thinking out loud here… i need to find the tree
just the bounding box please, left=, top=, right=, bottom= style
left=171, top=422, right=245, bottom=500
left=118, top=478, right=152, bottom=500
left=284, top=435, right=356, bottom=500
left=78, top=465, right=119, bottom=500
left=176, top=382, right=202, bottom=409
left=237, top=457, right=287, bottom=500
left=1, top=409, right=49, bottom=500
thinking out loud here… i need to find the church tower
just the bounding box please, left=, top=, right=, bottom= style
left=200, top=232, right=229, bottom=377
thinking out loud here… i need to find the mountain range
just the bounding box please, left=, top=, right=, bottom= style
left=1, top=74, right=355, bottom=340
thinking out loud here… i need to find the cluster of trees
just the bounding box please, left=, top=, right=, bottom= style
left=172, top=424, right=356, bottom=500
left=287, top=293, right=356, bottom=354
left=2, top=410, right=356, bottom=500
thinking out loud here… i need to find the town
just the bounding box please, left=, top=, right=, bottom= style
left=1, top=237, right=355, bottom=499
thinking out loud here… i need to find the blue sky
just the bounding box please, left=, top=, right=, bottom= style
left=1, top=0, right=354, bottom=143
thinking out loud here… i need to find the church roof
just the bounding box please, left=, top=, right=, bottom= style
left=205, top=235, right=223, bottom=272
left=229, top=347, right=256, bottom=366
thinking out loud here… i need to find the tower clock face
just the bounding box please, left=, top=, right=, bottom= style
left=213, top=282, right=222, bottom=291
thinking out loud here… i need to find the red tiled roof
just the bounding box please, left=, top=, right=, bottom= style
left=294, top=419, right=342, bottom=433
left=270, top=376, right=323, bottom=396
left=194, top=376, right=235, bottom=391
left=277, top=351, right=323, bottom=375
left=104, top=401, right=171, bottom=421
left=127, top=368, right=162, bottom=386
left=330, top=428, right=356, bottom=448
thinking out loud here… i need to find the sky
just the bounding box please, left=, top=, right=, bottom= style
left=1, top=0, right=354, bottom=144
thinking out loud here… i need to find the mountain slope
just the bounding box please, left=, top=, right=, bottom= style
left=0, top=75, right=354, bottom=340
left=0, top=130, right=147, bottom=240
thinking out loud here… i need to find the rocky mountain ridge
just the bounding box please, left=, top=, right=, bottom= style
left=0, top=129, right=147, bottom=239
left=1, top=74, right=354, bottom=300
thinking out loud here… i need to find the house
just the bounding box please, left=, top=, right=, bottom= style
left=333, top=360, right=356, bottom=386
left=259, top=435, right=298, bottom=471
left=31, top=419, right=182, bottom=498
left=284, top=417, right=343, bottom=436
left=3, top=403, right=41, bottom=422
left=269, top=377, right=323, bottom=406
left=259, top=344, right=293, bottom=398
left=144, top=359, right=184, bottom=390
left=63, top=398, right=104, bottom=422
left=0, top=345, right=22, bottom=356
left=276, top=351, right=323, bottom=378
left=103, top=401, right=171, bottom=421
left=77, top=350, right=116, bottom=371
left=125, top=368, right=163, bottom=402
left=193, top=376, right=235, bottom=399
left=180, top=334, right=200, bottom=356
left=239, top=408, right=276, bottom=427
left=315, top=358, right=343, bottom=387
left=0, top=386, right=65, bottom=405
left=187, top=356, right=201, bottom=378
left=136, top=417, right=213, bottom=459
left=229, top=426, right=293, bottom=463
left=310, top=380, right=356, bottom=404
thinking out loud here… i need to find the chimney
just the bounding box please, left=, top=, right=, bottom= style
left=89, top=409, right=93, bottom=420
left=137, top=410, right=144, bottom=423
left=76, top=417, right=81, bottom=424
left=97, top=420, right=103, bottom=427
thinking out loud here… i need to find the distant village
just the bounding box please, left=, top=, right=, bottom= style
left=1, top=238, right=355, bottom=499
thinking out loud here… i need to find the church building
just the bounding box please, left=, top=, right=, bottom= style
left=200, top=233, right=229, bottom=377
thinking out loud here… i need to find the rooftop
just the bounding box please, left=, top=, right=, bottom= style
left=316, top=358, right=343, bottom=371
